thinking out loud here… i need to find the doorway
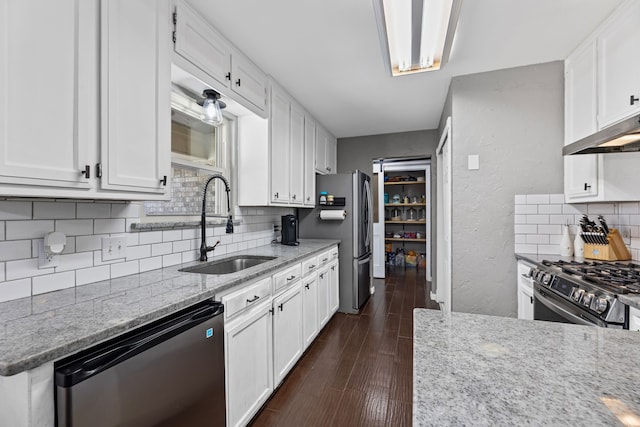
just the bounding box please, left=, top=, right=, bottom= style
left=372, top=158, right=431, bottom=283
left=435, top=117, right=452, bottom=312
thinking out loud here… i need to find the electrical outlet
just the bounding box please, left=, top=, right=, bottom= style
left=101, top=235, right=128, bottom=261
left=38, top=240, right=59, bottom=269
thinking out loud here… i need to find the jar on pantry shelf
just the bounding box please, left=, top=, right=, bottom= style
left=407, top=207, right=417, bottom=221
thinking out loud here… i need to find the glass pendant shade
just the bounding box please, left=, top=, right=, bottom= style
left=201, top=97, right=223, bottom=125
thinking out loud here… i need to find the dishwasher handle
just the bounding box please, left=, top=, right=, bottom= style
left=57, top=301, right=223, bottom=387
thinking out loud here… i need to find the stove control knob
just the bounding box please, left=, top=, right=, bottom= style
left=542, top=274, right=554, bottom=286
left=572, top=288, right=585, bottom=302
left=582, top=293, right=594, bottom=307
left=593, top=297, right=608, bottom=314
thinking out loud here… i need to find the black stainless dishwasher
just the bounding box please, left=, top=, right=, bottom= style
left=55, top=299, right=225, bottom=427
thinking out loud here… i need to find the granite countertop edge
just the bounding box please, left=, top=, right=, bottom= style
left=515, top=252, right=640, bottom=310
left=0, top=239, right=340, bottom=376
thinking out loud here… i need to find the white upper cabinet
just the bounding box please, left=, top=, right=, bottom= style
left=0, top=0, right=93, bottom=194
left=303, top=115, right=317, bottom=206
left=597, top=0, right=640, bottom=128
left=564, top=0, right=640, bottom=203
left=315, top=125, right=337, bottom=175
left=289, top=102, right=305, bottom=204
left=172, top=0, right=267, bottom=117
left=0, top=0, right=171, bottom=200
left=100, top=0, right=171, bottom=196
left=269, top=85, right=291, bottom=204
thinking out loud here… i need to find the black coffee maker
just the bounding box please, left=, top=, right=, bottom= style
left=281, top=214, right=299, bottom=246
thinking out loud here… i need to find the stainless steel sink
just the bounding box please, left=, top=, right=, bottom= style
left=179, top=255, right=277, bottom=275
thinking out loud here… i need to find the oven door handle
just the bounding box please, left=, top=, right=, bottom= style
left=535, top=288, right=595, bottom=327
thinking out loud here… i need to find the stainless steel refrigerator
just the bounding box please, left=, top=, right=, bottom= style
left=299, top=170, right=372, bottom=314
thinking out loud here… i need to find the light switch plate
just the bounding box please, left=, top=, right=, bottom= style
left=468, top=154, right=480, bottom=170
left=101, top=235, right=128, bottom=261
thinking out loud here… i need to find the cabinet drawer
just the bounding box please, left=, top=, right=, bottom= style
left=273, top=263, right=302, bottom=293
left=222, top=277, right=272, bottom=319
left=330, top=247, right=339, bottom=261
left=301, top=256, right=318, bottom=277
left=317, top=250, right=332, bottom=267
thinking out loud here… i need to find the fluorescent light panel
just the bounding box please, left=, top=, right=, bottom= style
left=377, top=0, right=456, bottom=76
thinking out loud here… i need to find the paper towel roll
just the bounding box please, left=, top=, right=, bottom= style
left=320, top=210, right=347, bottom=220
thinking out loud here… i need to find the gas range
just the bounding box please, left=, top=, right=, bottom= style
left=529, top=260, right=637, bottom=328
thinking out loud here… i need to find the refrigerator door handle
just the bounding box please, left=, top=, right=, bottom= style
left=363, top=179, right=373, bottom=249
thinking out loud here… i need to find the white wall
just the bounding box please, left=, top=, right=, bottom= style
left=0, top=200, right=291, bottom=303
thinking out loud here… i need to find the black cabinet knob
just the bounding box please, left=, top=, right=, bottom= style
left=160, top=175, right=167, bottom=186
left=80, top=165, right=90, bottom=179
left=631, top=95, right=639, bottom=106
left=225, top=72, right=231, bottom=81
left=236, top=79, right=241, bottom=87
left=584, top=182, right=591, bottom=191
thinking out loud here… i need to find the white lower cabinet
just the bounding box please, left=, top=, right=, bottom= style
left=317, top=266, right=331, bottom=329
left=224, top=299, right=273, bottom=427
left=630, top=306, right=640, bottom=332
left=517, top=260, right=534, bottom=320
left=272, top=282, right=303, bottom=387
left=329, top=260, right=340, bottom=315
left=302, top=274, right=319, bottom=349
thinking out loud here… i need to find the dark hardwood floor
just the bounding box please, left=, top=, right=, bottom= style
left=250, top=266, right=439, bottom=427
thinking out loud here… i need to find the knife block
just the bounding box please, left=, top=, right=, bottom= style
left=583, top=229, right=631, bottom=261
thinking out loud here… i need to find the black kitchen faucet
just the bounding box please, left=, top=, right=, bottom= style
left=200, top=174, right=233, bottom=261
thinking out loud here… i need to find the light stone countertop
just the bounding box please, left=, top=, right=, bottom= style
left=0, top=239, right=339, bottom=376
left=413, top=309, right=640, bottom=426
left=516, top=253, right=640, bottom=310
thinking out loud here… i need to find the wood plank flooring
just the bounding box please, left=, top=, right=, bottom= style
left=250, top=267, right=439, bottom=427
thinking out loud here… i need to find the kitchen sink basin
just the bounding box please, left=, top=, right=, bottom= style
left=179, top=255, right=277, bottom=275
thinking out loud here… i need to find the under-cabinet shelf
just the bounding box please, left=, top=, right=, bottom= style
left=385, top=220, right=426, bottom=224
left=385, top=238, right=427, bottom=242
left=384, top=203, right=426, bottom=207
left=384, top=181, right=425, bottom=186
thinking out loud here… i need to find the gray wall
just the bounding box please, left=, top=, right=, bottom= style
left=446, top=61, right=564, bottom=317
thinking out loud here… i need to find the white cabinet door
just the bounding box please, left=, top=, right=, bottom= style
left=173, top=0, right=231, bottom=90
left=565, top=40, right=598, bottom=144
left=629, top=306, right=640, bottom=332
left=317, top=266, right=330, bottom=328
left=289, top=102, right=305, bottom=205
left=315, top=126, right=327, bottom=174
left=517, top=284, right=534, bottom=321
left=272, top=283, right=303, bottom=387
left=270, top=86, right=290, bottom=204
left=301, top=274, right=319, bottom=350
left=303, top=115, right=316, bottom=206
left=231, top=53, right=267, bottom=115
left=329, top=260, right=339, bottom=315
left=598, top=1, right=640, bottom=128
left=0, top=0, right=93, bottom=192
left=225, top=300, right=273, bottom=427
left=564, top=156, right=599, bottom=200
left=100, top=0, right=171, bottom=197
left=326, top=134, right=337, bottom=175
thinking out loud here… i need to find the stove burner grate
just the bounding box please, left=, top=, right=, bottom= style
left=541, top=260, right=640, bottom=294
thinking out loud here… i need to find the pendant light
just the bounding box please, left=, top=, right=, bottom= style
left=198, top=89, right=226, bottom=125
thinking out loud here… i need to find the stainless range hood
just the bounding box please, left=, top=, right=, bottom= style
left=563, top=115, right=640, bottom=155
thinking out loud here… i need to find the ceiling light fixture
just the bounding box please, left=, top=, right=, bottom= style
left=373, top=0, right=463, bottom=77
left=198, top=89, right=226, bottom=125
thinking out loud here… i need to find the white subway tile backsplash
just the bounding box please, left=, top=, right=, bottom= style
left=182, top=251, right=197, bottom=263
left=55, top=220, right=94, bottom=236
left=514, top=205, right=537, bottom=214
left=514, top=195, right=527, bottom=205
left=0, top=278, right=31, bottom=302
left=76, top=266, right=110, bottom=286
left=172, top=240, right=190, bottom=253
left=139, top=231, right=163, bottom=245
left=77, top=203, right=111, bottom=219
left=587, top=203, right=615, bottom=214
left=182, top=229, right=198, bottom=240
left=526, top=215, right=549, bottom=224
left=162, top=253, right=182, bottom=268
left=514, top=235, right=526, bottom=244
left=32, top=272, right=75, bottom=295
left=110, top=261, right=139, bottom=279
left=162, top=230, right=182, bottom=242
left=0, top=241, right=32, bottom=262
left=0, top=262, right=4, bottom=282
left=33, top=202, right=75, bottom=220
left=111, top=203, right=141, bottom=218
left=5, top=259, right=53, bottom=281
left=151, top=242, right=172, bottom=257
left=140, top=257, right=163, bottom=273
left=0, top=222, right=4, bottom=240
left=56, top=252, right=94, bottom=272
left=76, top=235, right=103, bottom=253
left=526, top=194, right=549, bottom=205
left=0, top=201, right=31, bottom=220
left=538, top=205, right=562, bottom=214
left=538, top=225, right=561, bottom=235
left=526, top=235, right=549, bottom=244
left=6, top=220, right=54, bottom=240
left=549, top=235, right=562, bottom=245
left=514, top=244, right=537, bottom=254
left=619, top=202, right=640, bottom=214
left=94, top=219, right=125, bottom=234
left=562, top=204, right=587, bottom=215
left=549, top=194, right=565, bottom=204
left=126, top=245, right=152, bottom=261
left=126, top=233, right=139, bottom=247
left=548, top=215, right=575, bottom=225
left=538, top=245, right=559, bottom=255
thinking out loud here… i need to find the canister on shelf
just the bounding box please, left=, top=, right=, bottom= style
left=319, top=191, right=328, bottom=204
left=326, top=194, right=334, bottom=205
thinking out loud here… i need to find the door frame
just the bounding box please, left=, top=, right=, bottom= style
left=435, top=117, right=452, bottom=312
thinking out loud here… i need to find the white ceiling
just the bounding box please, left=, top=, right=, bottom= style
left=186, top=0, right=623, bottom=138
